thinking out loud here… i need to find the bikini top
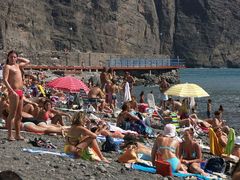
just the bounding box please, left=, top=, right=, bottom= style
left=182, top=147, right=197, bottom=159
left=158, top=146, right=176, bottom=153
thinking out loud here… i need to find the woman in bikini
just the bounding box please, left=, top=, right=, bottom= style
left=178, top=128, right=207, bottom=175
left=37, top=100, right=71, bottom=126
left=151, top=124, right=181, bottom=172
left=117, top=102, right=142, bottom=131
left=64, top=111, right=109, bottom=162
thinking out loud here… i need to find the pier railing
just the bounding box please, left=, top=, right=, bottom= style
left=107, top=58, right=185, bottom=68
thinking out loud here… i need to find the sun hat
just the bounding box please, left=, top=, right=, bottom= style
left=235, top=136, right=240, bottom=145
left=163, top=124, right=176, bottom=137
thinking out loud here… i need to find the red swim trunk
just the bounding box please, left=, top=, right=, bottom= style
left=9, top=89, right=24, bottom=99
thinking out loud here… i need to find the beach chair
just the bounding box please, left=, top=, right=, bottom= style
left=146, top=93, right=164, bottom=121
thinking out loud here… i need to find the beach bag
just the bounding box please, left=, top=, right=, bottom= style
left=204, top=157, right=226, bottom=173
left=155, top=154, right=172, bottom=176
left=102, top=136, right=119, bottom=152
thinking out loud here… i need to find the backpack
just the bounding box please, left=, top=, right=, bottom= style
left=102, top=136, right=119, bottom=152
left=204, top=157, right=226, bottom=173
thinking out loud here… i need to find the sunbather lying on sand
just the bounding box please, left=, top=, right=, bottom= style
left=37, top=99, right=72, bottom=126
left=1, top=109, right=66, bottom=135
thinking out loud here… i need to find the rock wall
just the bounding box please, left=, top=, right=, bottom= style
left=0, top=0, right=240, bottom=67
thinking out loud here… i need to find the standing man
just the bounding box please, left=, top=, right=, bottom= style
left=100, top=67, right=108, bottom=91
left=159, top=77, right=170, bottom=110
left=3, top=51, right=30, bottom=141
left=125, top=72, right=135, bottom=93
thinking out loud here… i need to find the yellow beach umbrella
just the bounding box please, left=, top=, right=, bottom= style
left=164, top=83, right=209, bottom=98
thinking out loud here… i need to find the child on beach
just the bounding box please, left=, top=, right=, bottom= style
left=3, top=51, right=30, bottom=141
left=207, top=99, right=212, bottom=118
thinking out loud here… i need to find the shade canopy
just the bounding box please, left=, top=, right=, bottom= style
left=164, top=83, right=209, bottom=98
left=46, top=76, right=89, bottom=93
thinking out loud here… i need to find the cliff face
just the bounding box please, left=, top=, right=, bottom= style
left=0, top=0, right=240, bottom=67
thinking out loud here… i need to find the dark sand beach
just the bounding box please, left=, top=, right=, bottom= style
left=0, top=126, right=231, bottom=180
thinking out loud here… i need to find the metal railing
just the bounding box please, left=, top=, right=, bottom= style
left=107, top=58, right=185, bottom=67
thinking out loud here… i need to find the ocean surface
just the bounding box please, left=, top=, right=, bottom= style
left=133, top=68, right=240, bottom=130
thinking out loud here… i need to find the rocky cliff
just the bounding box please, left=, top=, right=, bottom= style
left=0, top=0, right=240, bottom=67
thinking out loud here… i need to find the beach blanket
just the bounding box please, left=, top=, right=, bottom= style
left=130, top=163, right=218, bottom=180
left=22, top=147, right=75, bottom=158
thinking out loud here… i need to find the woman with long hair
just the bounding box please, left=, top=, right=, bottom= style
left=64, top=111, right=109, bottom=162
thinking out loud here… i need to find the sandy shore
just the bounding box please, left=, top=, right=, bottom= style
left=0, top=126, right=233, bottom=180
left=0, top=130, right=166, bottom=180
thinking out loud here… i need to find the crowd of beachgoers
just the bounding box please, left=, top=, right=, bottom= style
left=0, top=51, right=240, bottom=179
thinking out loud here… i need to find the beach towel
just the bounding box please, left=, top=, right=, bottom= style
left=130, top=163, right=216, bottom=180
left=124, top=82, right=131, bottom=102
left=209, top=128, right=225, bottom=156
left=22, top=147, right=75, bottom=158
left=225, top=128, right=235, bottom=155
left=97, top=135, right=124, bottom=145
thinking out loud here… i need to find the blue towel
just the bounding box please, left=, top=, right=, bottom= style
left=97, top=136, right=124, bottom=145
left=132, top=163, right=156, bottom=174
left=22, top=147, right=75, bottom=158
left=131, top=163, right=216, bottom=180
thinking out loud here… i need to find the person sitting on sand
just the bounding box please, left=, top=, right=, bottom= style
left=64, top=111, right=109, bottom=162
left=178, top=128, right=207, bottom=175
left=129, top=96, right=138, bottom=111
left=232, top=136, right=240, bottom=158
left=117, top=102, right=140, bottom=130
left=207, top=111, right=230, bottom=134
left=178, top=98, right=189, bottom=120
left=151, top=124, right=181, bottom=172
left=167, top=98, right=182, bottom=113
left=209, top=127, right=228, bottom=156
left=88, top=83, right=105, bottom=110
left=37, top=99, right=71, bottom=126
left=139, top=91, right=145, bottom=104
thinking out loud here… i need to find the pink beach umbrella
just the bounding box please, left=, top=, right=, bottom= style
left=46, top=76, right=89, bottom=93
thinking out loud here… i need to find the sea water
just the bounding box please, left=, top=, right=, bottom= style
left=133, top=68, right=240, bottom=129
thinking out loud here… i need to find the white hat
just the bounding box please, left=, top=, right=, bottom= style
left=164, top=124, right=176, bottom=137
left=235, top=136, right=240, bottom=145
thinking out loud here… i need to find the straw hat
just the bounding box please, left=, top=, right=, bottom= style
left=235, top=136, right=240, bottom=145
left=163, top=124, right=176, bottom=137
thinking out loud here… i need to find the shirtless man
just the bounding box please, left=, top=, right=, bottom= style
left=125, top=72, right=135, bottom=93
left=3, top=51, right=30, bottom=140
left=167, top=98, right=182, bottom=112
left=100, top=67, right=108, bottom=91
left=159, top=77, right=170, bottom=110
left=88, top=84, right=105, bottom=110
left=105, top=80, right=119, bottom=109
left=207, top=111, right=230, bottom=134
